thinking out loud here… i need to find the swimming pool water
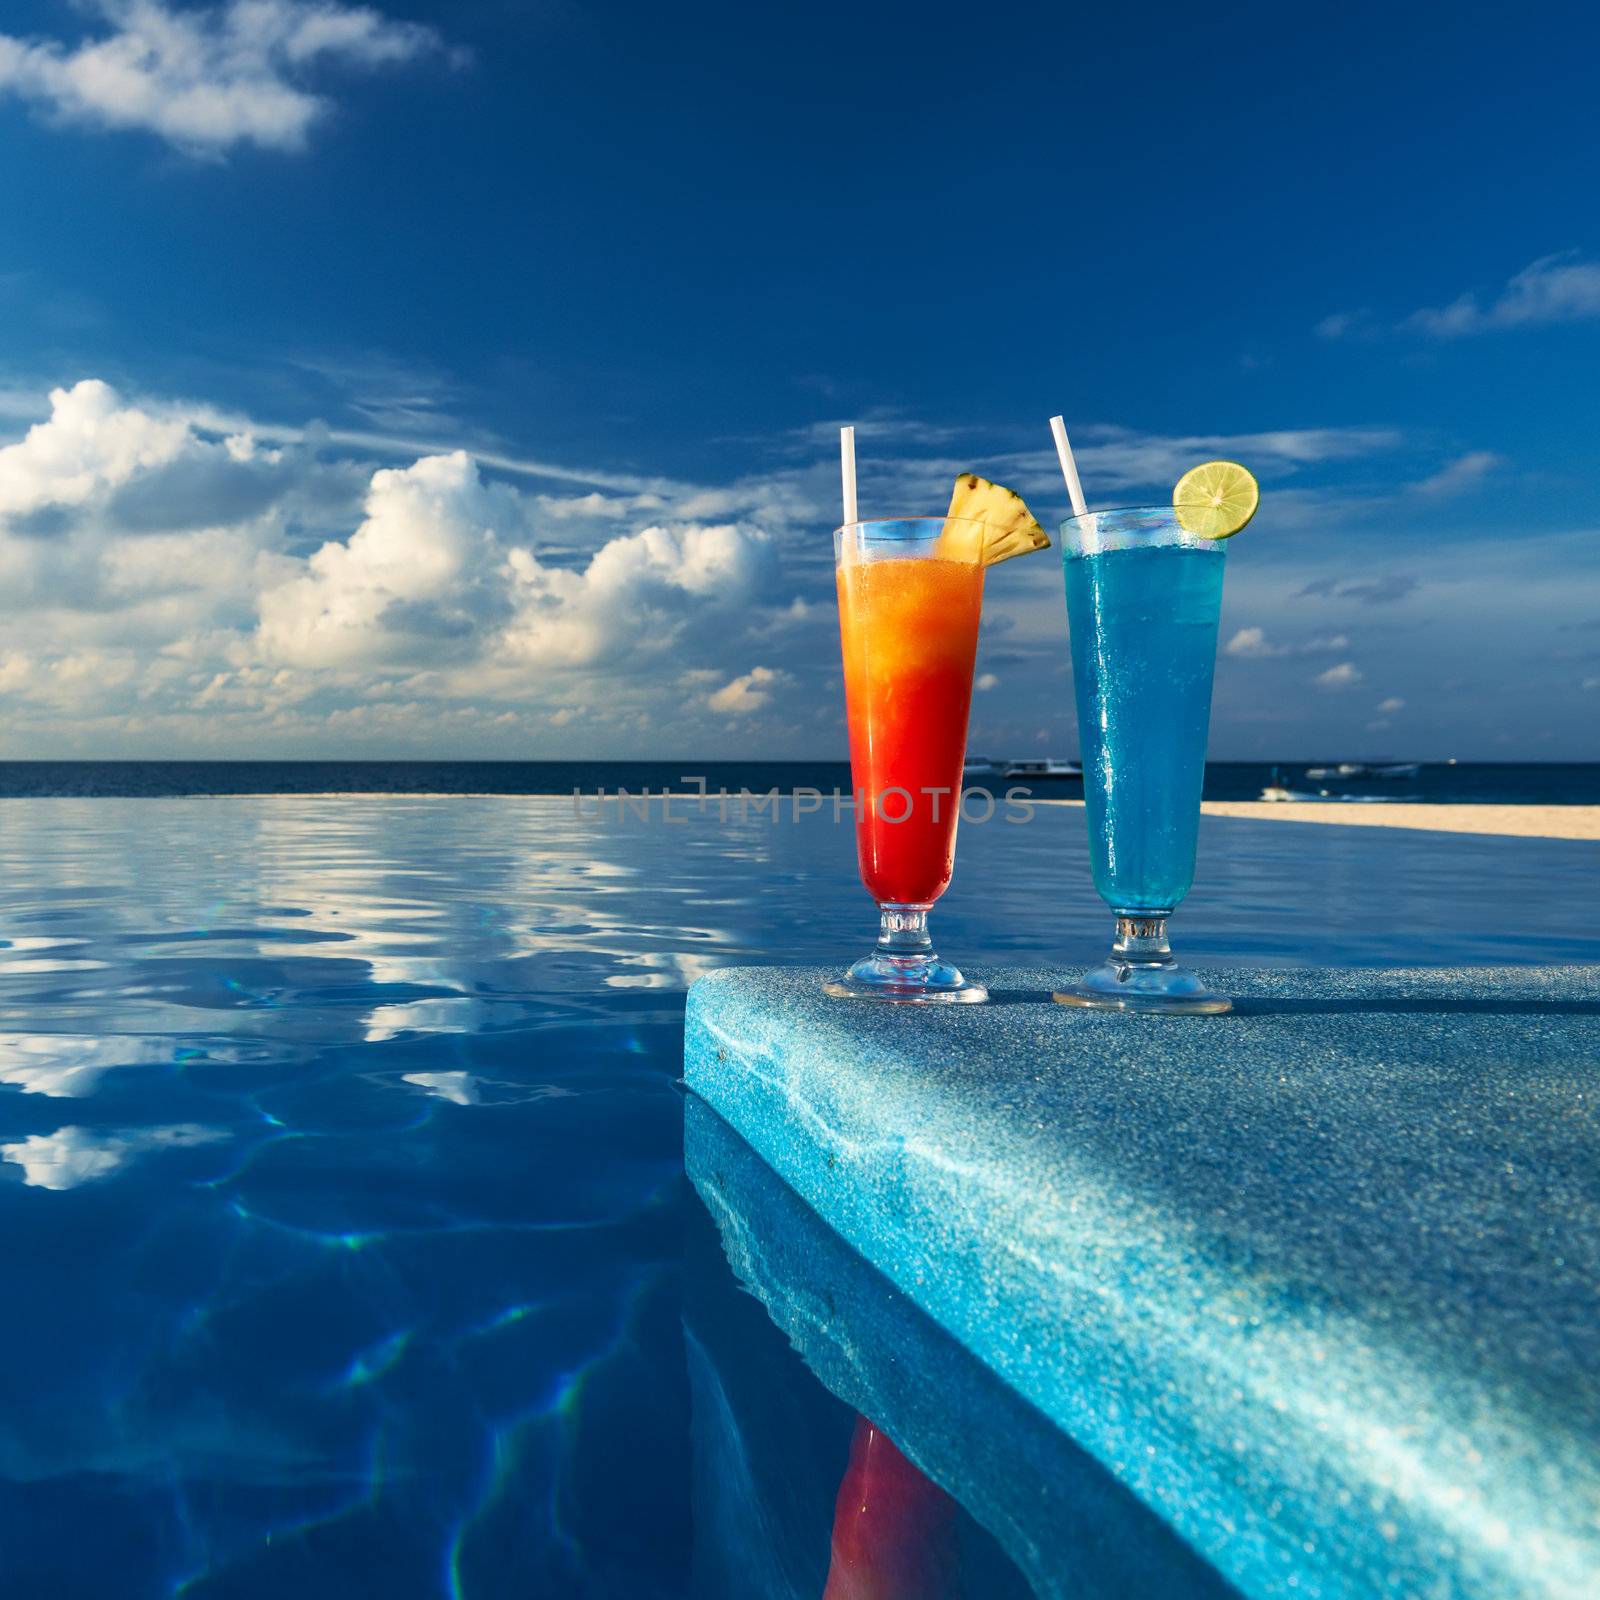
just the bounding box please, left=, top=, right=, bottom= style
left=0, top=798, right=1593, bottom=1596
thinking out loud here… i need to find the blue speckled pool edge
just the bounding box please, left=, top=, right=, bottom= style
left=684, top=964, right=1600, bottom=1600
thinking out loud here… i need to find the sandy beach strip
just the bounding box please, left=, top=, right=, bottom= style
left=1201, top=801, right=1600, bottom=842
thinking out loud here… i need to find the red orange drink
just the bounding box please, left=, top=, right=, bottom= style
left=823, top=516, right=992, bottom=1004
left=837, top=554, right=983, bottom=905
left=823, top=473, right=1046, bottom=1004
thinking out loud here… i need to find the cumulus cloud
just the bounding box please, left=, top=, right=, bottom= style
left=7, top=374, right=1592, bottom=758
left=1377, top=696, right=1405, bottom=714
left=0, top=377, right=801, bottom=750
left=1314, top=662, right=1363, bottom=690
left=975, top=672, right=999, bottom=691
left=707, top=666, right=786, bottom=715
left=1408, top=253, right=1600, bottom=337
left=0, top=0, right=456, bottom=157
left=251, top=474, right=782, bottom=711
left=501, top=521, right=776, bottom=670
left=0, top=380, right=296, bottom=639
left=0, top=378, right=193, bottom=518
left=257, top=451, right=513, bottom=667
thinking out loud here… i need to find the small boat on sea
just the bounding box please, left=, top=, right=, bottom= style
left=1002, top=759, right=1083, bottom=782
left=1304, top=761, right=1421, bottom=781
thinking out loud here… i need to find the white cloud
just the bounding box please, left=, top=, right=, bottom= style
left=0, top=379, right=192, bottom=517
left=707, top=666, right=786, bottom=715
left=1314, top=309, right=1371, bottom=340
left=4, top=374, right=1595, bottom=758
left=0, top=379, right=295, bottom=641
left=1072, top=425, right=1401, bottom=490
left=1408, top=253, right=1600, bottom=337
left=1297, top=573, right=1421, bottom=607
left=1377, top=696, right=1405, bottom=714
left=975, top=672, right=999, bottom=691
left=501, top=521, right=775, bottom=670
left=257, top=450, right=510, bottom=668
left=0, top=377, right=799, bottom=750
left=0, top=0, right=455, bottom=157
left=1314, top=662, right=1363, bottom=690
left=1409, top=451, right=1501, bottom=497
left=1, top=1123, right=228, bottom=1190
left=533, top=490, right=669, bottom=522
left=1225, top=627, right=1349, bottom=659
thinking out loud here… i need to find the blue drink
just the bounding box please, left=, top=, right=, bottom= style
left=1066, top=543, right=1225, bottom=913
left=1057, top=509, right=1231, bottom=1014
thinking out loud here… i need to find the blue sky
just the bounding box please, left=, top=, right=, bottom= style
left=0, top=0, right=1597, bottom=759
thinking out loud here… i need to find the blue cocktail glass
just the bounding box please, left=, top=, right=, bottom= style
left=1056, top=507, right=1231, bottom=1014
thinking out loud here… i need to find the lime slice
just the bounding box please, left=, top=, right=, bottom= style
left=1173, top=461, right=1259, bottom=540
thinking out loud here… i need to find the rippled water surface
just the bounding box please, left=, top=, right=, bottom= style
left=0, top=798, right=1594, bottom=1597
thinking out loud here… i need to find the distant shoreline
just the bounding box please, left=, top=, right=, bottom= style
left=0, top=760, right=1595, bottom=809
left=0, top=791, right=1594, bottom=840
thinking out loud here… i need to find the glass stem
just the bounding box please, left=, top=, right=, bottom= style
left=877, top=903, right=935, bottom=962
left=1109, top=913, right=1176, bottom=977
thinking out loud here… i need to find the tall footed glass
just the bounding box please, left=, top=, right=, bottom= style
left=1056, top=507, right=1231, bottom=1014
left=825, top=518, right=987, bottom=1003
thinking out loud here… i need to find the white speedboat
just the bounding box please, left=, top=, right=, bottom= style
left=1304, top=761, right=1421, bottom=781
left=1002, top=759, right=1082, bottom=782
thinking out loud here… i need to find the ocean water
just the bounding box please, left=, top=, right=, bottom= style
left=0, top=760, right=1598, bottom=804
left=0, top=796, right=1596, bottom=1597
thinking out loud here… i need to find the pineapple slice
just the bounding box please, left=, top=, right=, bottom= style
left=938, top=474, right=1050, bottom=566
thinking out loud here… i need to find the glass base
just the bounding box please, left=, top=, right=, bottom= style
left=1053, top=914, right=1231, bottom=1015
left=824, top=904, right=988, bottom=1005
left=824, top=952, right=988, bottom=1004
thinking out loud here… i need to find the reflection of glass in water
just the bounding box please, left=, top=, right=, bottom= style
left=684, top=1097, right=1232, bottom=1599
left=825, top=1416, right=958, bottom=1599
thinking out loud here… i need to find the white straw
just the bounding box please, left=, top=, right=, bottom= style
left=840, top=425, right=858, bottom=525
left=1049, top=415, right=1089, bottom=520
